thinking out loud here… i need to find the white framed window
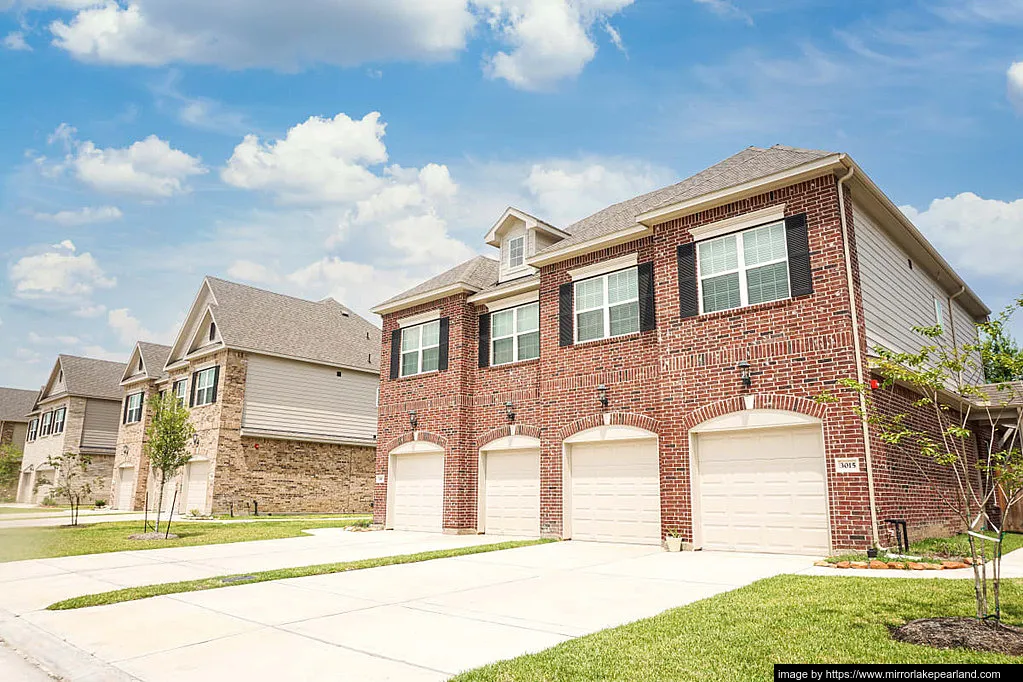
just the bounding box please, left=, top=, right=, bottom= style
left=40, top=411, right=53, bottom=437
left=27, top=418, right=38, bottom=442
left=400, top=320, right=441, bottom=377
left=507, top=236, right=525, bottom=269
left=698, top=221, right=790, bottom=315
left=933, top=298, right=944, bottom=330
left=491, top=303, right=540, bottom=365
left=124, top=393, right=144, bottom=424
left=52, top=407, right=66, bottom=434
left=174, top=379, right=188, bottom=406
left=194, top=367, right=218, bottom=406
left=575, top=267, right=640, bottom=343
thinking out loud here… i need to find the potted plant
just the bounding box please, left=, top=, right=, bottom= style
left=665, top=529, right=684, bottom=552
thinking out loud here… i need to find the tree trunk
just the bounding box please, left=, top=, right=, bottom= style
left=155, top=472, right=166, bottom=534
left=967, top=534, right=988, bottom=619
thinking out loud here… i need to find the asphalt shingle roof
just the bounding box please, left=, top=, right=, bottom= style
left=376, top=256, right=500, bottom=309
left=138, top=342, right=172, bottom=380
left=205, top=277, right=381, bottom=371
left=57, top=355, right=128, bottom=402
left=0, top=387, right=39, bottom=422
left=976, top=381, right=1023, bottom=406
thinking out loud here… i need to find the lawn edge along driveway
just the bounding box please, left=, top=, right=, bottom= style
left=48, top=538, right=554, bottom=610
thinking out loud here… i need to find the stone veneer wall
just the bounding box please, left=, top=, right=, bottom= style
left=1, top=421, right=15, bottom=447
left=109, top=382, right=161, bottom=510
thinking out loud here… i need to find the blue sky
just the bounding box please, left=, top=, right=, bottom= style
left=1, top=0, right=1021, bottom=389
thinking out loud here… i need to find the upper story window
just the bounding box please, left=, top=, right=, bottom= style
left=401, top=320, right=440, bottom=377
left=933, top=298, right=945, bottom=331
left=40, top=411, right=53, bottom=437
left=492, top=303, right=540, bottom=365
left=124, top=392, right=144, bottom=424
left=698, top=221, right=790, bottom=314
left=507, top=236, right=525, bottom=269
left=27, top=418, right=38, bottom=442
left=575, top=267, right=640, bottom=343
left=193, top=367, right=219, bottom=407
left=174, top=379, right=188, bottom=406
left=209, top=321, right=217, bottom=343
left=52, top=407, right=66, bottom=434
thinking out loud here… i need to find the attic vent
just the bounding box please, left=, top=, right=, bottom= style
left=365, top=332, right=370, bottom=340
left=342, top=311, right=350, bottom=317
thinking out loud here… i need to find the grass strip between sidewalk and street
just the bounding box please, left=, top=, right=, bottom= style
left=47, top=538, right=554, bottom=610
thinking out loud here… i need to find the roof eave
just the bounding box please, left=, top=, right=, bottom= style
left=466, top=276, right=540, bottom=304
left=526, top=224, right=653, bottom=268
left=371, top=283, right=480, bottom=316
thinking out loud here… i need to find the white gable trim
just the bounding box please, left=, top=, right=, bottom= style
left=165, top=279, right=218, bottom=368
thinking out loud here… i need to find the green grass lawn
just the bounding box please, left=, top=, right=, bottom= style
left=826, top=532, right=1023, bottom=564
left=455, top=575, right=1023, bottom=681
left=0, top=516, right=370, bottom=562
left=0, top=505, right=71, bottom=515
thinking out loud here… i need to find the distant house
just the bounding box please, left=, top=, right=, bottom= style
left=0, top=387, right=38, bottom=451
left=110, top=277, right=382, bottom=515
left=17, top=355, right=126, bottom=505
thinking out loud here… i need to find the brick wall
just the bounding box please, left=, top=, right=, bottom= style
left=110, top=382, right=160, bottom=510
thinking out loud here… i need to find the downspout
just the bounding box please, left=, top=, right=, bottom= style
left=837, top=164, right=881, bottom=548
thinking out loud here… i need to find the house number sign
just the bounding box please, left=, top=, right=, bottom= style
left=834, top=458, right=860, bottom=473
left=375, top=474, right=385, bottom=484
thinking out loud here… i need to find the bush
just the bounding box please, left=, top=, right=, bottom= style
left=0, top=445, right=21, bottom=501
left=94, top=500, right=107, bottom=508
left=41, top=495, right=57, bottom=507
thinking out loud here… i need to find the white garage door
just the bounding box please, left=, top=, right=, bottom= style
left=484, top=450, right=540, bottom=537
left=696, top=425, right=829, bottom=554
left=18, top=472, right=31, bottom=503
left=391, top=452, right=444, bottom=532
left=569, top=439, right=661, bottom=545
left=117, top=467, right=135, bottom=510
left=184, top=461, right=210, bottom=514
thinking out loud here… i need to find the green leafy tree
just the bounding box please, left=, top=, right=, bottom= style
left=45, top=451, right=96, bottom=526
left=0, top=444, right=23, bottom=502
left=980, top=297, right=1023, bottom=383
left=820, top=299, right=1023, bottom=622
left=144, top=392, right=195, bottom=534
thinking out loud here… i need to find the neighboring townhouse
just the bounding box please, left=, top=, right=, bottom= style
left=139, top=276, right=380, bottom=516
left=109, top=342, right=172, bottom=511
left=371, top=145, right=991, bottom=555
left=0, top=387, right=38, bottom=450
left=16, top=355, right=126, bottom=505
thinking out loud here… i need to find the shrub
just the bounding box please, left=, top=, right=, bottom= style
left=94, top=500, right=107, bottom=508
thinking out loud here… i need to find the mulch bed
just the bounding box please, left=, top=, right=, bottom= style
left=128, top=532, right=180, bottom=540
left=892, top=617, right=1023, bottom=656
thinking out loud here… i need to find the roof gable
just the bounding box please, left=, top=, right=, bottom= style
left=38, top=355, right=127, bottom=403
left=121, top=342, right=172, bottom=384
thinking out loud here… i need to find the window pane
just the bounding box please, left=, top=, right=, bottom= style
left=577, top=309, right=604, bottom=342
left=607, top=268, right=638, bottom=305
left=421, top=347, right=440, bottom=372
left=518, top=331, right=540, bottom=360
left=492, top=338, right=514, bottom=365
left=401, top=351, right=419, bottom=376
left=492, top=310, right=514, bottom=338
left=609, top=301, right=640, bottom=336
left=421, top=321, right=440, bottom=347
left=746, top=261, right=790, bottom=305
left=702, top=273, right=741, bottom=313
left=575, top=278, right=604, bottom=311
left=401, top=326, right=421, bottom=352
left=508, top=237, right=524, bottom=267
left=516, top=303, right=539, bottom=333
left=743, top=223, right=787, bottom=266
left=698, top=235, right=738, bottom=276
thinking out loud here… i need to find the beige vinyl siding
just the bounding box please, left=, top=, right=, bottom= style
left=11, top=422, right=27, bottom=449
left=242, top=354, right=378, bottom=442
left=854, top=204, right=984, bottom=385
left=81, top=399, right=120, bottom=452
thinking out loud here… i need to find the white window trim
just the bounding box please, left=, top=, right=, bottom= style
left=697, top=222, right=791, bottom=315
left=574, top=267, right=640, bottom=344
left=125, top=393, right=144, bottom=423
left=491, top=302, right=540, bottom=366
left=507, top=235, right=525, bottom=269
left=689, top=204, right=786, bottom=241
left=568, top=253, right=638, bottom=281
left=52, top=407, right=66, bottom=434
left=28, top=419, right=38, bottom=442
left=399, top=320, right=441, bottom=378
left=194, top=368, right=218, bottom=406
left=933, top=298, right=945, bottom=330
left=398, top=309, right=440, bottom=328
left=40, top=411, right=53, bottom=437
left=484, top=290, right=538, bottom=312
left=173, top=379, right=188, bottom=406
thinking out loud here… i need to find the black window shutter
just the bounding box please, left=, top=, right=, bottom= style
left=478, top=313, right=491, bottom=368
left=638, top=262, right=656, bottom=331
left=123, top=399, right=130, bottom=424
left=677, top=243, right=698, bottom=319
left=389, top=329, right=401, bottom=380
left=785, top=213, right=813, bottom=297
left=189, top=371, right=198, bottom=407
left=438, top=317, right=450, bottom=371
left=210, top=366, right=221, bottom=404
left=559, top=283, right=574, bottom=346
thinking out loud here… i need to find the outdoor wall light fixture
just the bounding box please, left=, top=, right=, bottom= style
left=409, top=410, right=418, bottom=430
left=597, top=384, right=609, bottom=409
left=504, top=401, right=516, bottom=423
left=737, top=361, right=752, bottom=389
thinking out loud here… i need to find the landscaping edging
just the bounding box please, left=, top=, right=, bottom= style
left=814, top=559, right=973, bottom=571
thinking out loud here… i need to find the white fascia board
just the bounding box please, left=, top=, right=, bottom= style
left=527, top=224, right=653, bottom=268
left=466, top=277, right=540, bottom=305
left=370, top=283, right=477, bottom=316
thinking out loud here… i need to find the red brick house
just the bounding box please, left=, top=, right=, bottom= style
left=370, top=145, right=990, bottom=554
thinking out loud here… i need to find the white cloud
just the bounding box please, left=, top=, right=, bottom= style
left=9, top=240, right=116, bottom=302
left=285, top=257, right=418, bottom=315
left=48, top=0, right=474, bottom=69
left=1009, top=62, right=1023, bottom=113
left=3, top=31, right=31, bottom=50
left=226, top=260, right=279, bottom=284
left=32, top=205, right=123, bottom=226
left=60, top=133, right=207, bottom=198
left=72, top=303, right=107, bottom=318
left=15, top=348, right=43, bottom=365
left=78, top=345, right=128, bottom=362
left=107, top=308, right=153, bottom=345
left=693, top=0, right=753, bottom=25
left=478, top=0, right=633, bottom=91
left=28, top=332, right=83, bottom=345
left=901, top=192, right=1023, bottom=283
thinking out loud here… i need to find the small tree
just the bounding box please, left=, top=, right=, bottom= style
left=980, top=299, right=1023, bottom=383
left=144, top=391, right=195, bottom=534
left=822, top=298, right=1023, bottom=622
left=0, top=444, right=22, bottom=502
left=45, top=451, right=96, bottom=526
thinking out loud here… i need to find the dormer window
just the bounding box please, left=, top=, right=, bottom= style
left=507, top=236, right=525, bottom=269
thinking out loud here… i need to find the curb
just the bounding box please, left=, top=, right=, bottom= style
left=0, top=608, right=139, bottom=682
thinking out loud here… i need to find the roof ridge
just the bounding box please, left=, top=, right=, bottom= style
left=205, top=276, right=336, bottom=308
left=58, top=354, right=127, bottom=366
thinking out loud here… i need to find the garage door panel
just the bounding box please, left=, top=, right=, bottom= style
left=392, top=452, right=444, bottom=533
left=117, top=468, right=135, bottom=510
left=484, top=450, right=540, bottom=537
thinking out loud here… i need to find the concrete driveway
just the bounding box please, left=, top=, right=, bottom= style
left=1, top=534, right=816, bottom=681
